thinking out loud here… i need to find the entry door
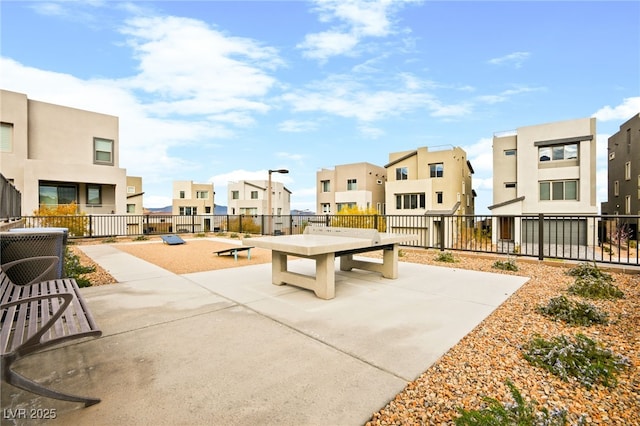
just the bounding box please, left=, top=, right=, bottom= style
left=499, top=217, right=514, bottom=241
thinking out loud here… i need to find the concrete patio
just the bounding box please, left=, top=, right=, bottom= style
left=1, top=242, right=529, bottom=425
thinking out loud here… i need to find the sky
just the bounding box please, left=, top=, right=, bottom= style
left=1, top=0, right=639, bottom=214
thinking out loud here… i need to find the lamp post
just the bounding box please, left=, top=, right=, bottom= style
left=267, top=169, right=289, bottom=235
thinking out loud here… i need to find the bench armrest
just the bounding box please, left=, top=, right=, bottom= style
left=2, top=292, right=74, bottom=354
left=1, top=256, right=61, bottom=285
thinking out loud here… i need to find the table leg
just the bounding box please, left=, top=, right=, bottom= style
left=272, top=251, right=288, bottom=285
left=314, top=253, right=335, bottom=299
left=381, top=245, right=399, bottom=278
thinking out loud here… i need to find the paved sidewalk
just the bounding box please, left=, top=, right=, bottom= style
left=1, top=243, right=528, bottom=426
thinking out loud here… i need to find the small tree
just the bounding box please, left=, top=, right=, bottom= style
left=33, top=202, right=89, bottom=237
left=330, top=206, right=386, bottom=232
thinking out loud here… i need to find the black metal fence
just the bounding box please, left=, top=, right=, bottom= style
left=17, top=212, right=640, bottom=266
left=0, top=174, right=21, bottom=222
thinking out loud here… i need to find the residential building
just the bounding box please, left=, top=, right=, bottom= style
left=172, top=180, right=215, bottom=232
left=316, top=162, right=387, bottom=214
left=227, top=180, right=291, bottom=216
left=489, top=117, right=598, bottom=246
left=126, top=176, right=144, bottom=214
left=384, top=146, right=475, bottom=246
left=0, top=89, right=128, bottom=215
left=600, top=113, right=640, bottom=239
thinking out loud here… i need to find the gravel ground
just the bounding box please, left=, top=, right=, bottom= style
left=71, top=238, right=639, bottom=425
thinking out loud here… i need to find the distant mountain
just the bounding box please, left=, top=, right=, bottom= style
left=214, top=205, right=227, bottom=215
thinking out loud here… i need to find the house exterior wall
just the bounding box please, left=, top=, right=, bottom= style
left=0, top=89, right=127, bottom=215
left=227, top=180, right=290, bottom=216
left=126, top=176, right=144, bottom=214
left=172, top=181, right=215, bottom=215
left=601, top=113, right=640, bottom=216
left=316, top=162, right=386, bottom=214
left=384, top=146, right=474, bottom=216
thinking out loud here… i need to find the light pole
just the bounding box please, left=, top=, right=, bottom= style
left=267, top=169, right=289, bottom=235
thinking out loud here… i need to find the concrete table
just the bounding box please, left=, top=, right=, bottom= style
left=245, top=227, right=417, bottom=299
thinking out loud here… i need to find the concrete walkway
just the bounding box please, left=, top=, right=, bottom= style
left=1, top=243, right=529, bottom=426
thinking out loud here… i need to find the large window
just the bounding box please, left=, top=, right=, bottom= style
left=539, top=180, right=577, bottom=200
left=395, top=167, right=408, bottom=180
left=94, top=138, right=114, bottom=165
left=539, top=143, right=577, bottom=162
left=321, top=203, right=331, bottom=213
left=321, top=180, right=330, bottom=192
left=39, top=183, right=77, bottom=206
left=347, top=179, right=357, bottom=190
left=1, top=122, right=13, bottom=152
left=196, top=191, right=209, bottom=199
left=231, top=191, right=239, bottom=200
left=429, top=163, right=444, bottom=178
left=395, top=193, right=425, bottom=210
left=87, top=185, right=102, bottom=206
left=179, top=206, right=197, bottom=215
left=250, top=191, right=258, bottom=199
left=337, top=202, right=356, bottom=212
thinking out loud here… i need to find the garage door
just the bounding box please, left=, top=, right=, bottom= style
left=522, top=219, right=587, bottom=245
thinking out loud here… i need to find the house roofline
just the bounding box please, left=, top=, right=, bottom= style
left=488, top=196, right=525, bottom=210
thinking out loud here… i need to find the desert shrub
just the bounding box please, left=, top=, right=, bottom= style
left=456, top=379, right=571, bottom=426
left=493, top=257, right=519, bottom=271
left=102, top=237, right=117, bottom=244
left=33, top=202, right=89, bottom=237
left=523, top=334, right=630, bottom=389
left=567, top=276, right=624, bottom=300
left=566, top=262, right=612, bottom=282
left=64, top=248, right=95, bottom=288
left=435, top=251, right=457, bottom=263
left=227, top=216, right=261, bottom=234
left=536, top=296, right=608, bottom=326
left=133, top=235, right=149, bottom=241
left=330, top=206, right=386, bottom=232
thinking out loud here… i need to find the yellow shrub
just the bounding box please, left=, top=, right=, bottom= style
left=33, top=202, right=89, bottom=237
left=330, top=206, right=386, bottom=232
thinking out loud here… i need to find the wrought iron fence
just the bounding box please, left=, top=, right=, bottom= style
left=18, top=213, right=640, bottom=266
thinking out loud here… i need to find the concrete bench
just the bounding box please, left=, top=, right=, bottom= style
left=213, top=246, right=254, bottom=261
left=1, top=256, right=102, bottom=407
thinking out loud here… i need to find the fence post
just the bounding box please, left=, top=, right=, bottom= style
left=88, top=215, right=93, bottom=237
left=439, top=214, right=445, bottom=251
left=538, top=213, right=544, bottom=261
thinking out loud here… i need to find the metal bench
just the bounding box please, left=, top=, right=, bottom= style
left=1, top=256, right=102, bottom=407
left=213, top=246, right=254, bottom=261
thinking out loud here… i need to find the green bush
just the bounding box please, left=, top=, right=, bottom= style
left=523, top=334, right=630, bottom=389
left=63, top=248, right=95, bottom=288
left=566, top=262, right=612, bottom=282
left=456, top=379, right=570, bottom=426
left=133, top=235, right=149, bottom=241
left=536, top=296, right=608, bottom=326
left=493, top=258, right=519, bottom=271
left=567, top=276, right=624, bottom=300
left=434, top=251, right=457, bottom=263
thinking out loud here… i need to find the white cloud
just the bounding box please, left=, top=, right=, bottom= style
left=278, top=120, right=319, bottom=133
left=299, top=0, right=420, bottom=61
left=476, top=86, right=545, bottom=105
left=276, top=152, right=305, bottom=162
left=593, top=97, right=640, bottom=122
left=488, top=51, right=531, bottom=68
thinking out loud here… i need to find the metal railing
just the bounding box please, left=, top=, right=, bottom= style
left=0, top=173, right=21, bottom=222
left=17, top=213, right=640, bottom=266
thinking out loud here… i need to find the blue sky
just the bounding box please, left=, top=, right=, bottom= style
left=1, top=0, right=638, bottom=213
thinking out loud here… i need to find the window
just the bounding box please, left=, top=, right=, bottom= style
left=625, top=162, right=631, bottom=180
left=505, top=182, right=516, bottom=188
left=39, top=183, right=77, bottom=206
left=94, top=138, right=114, bottom=165
left=231, top=191, right=239, bottom=200
left=321, top=203, right=331, bottom=213
left=609, top=151, right=615, bottom=160
left=196, top=191, right=209, bottom=199
left=504, top=149, right=516, bottom=156
left=539, top=143, right=577, bottom=162
left=539, top=180, right=577, bottom=200
left=205, top=206, right=211, bottom=213
left=429, top=163, right=444, bottom=178
left=625, top=196, right=631, bottom=214
left=627, top=129, right=631, bottom=154
left=127, top=186, right=136, bottom=194
left=436, top=192, right=443, bottom=204
left=1, top=122, right=13, bottom=152
left=347, top=179, right=357, bottom=190
left=179, top=206, right=197, bottom=215
left=321, top=180, right=330, bottom=192
left=614, top=181, right=619, bottom=196
left=250, top=191, right=258, bottom=199
left=396, top=167, right=408, bottom=180
left=337, top=202, right=355, bottom=212
left=179, top=191, right=185, bottom=199
left=395, top=193, right=425, bottom=210
left=127, top=204, right=136, bottom=213
left=87, top=185, right=102, bottom=206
